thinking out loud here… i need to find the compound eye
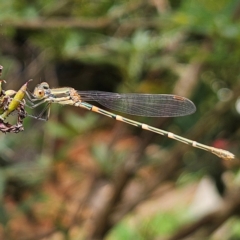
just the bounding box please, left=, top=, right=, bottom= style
left=40, top=82, right=49, bottom=90
left=34, top=88, right=45, bottom=99
left=38, top=90, right=44, bottom=96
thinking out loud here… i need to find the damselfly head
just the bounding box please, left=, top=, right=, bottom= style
left=33, top=82, right=49, bottom=99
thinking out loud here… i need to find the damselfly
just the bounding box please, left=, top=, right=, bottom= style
left=26, top=82, right=235, bottom=161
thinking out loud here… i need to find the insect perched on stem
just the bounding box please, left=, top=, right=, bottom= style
left=25, top=82, right=234, bottom=161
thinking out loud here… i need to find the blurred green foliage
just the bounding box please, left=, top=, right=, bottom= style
left=107, top=210, right=185, bottom=240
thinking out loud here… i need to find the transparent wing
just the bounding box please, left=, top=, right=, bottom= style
left=77, top=91, right=196, bottom=117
